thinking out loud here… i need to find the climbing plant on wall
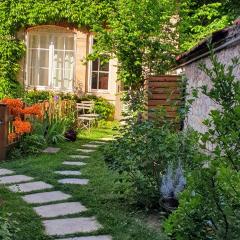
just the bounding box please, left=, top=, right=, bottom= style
left=0, top=0, right=178, bottom=98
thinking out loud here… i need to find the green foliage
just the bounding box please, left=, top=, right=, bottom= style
left=179, top=0, right=240, bottom=51
left=164, top=54, right=240, bottom=239
left=104, top=121, right=198, bottom=208
left=0, top=214, right=19, bottom=240
left=0, top=0, right=177, bottom=98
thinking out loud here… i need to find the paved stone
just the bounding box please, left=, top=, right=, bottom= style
left=63, top=161, right=86, bottom=166
left=43, top=217, right=102, bottom=236
left=81, top=144, right=100, bottom=148
left=43, top=147, right=61, bottom=153
left=77, top=149, right=95, bottom=153
left=70, top=155, right=90, bottom=159
left=99, top=137, right=114, bottom=141
left=58, top=236, right=112, bottom=240
left=23, top=191, right=71, bottom=204
left=34, top=202, right=87, bottom=218
left=0, top=175, right=33, bottom=184
left=91, top=141, right=107, bottom=145
left=58, top=178, right=89, bottom=185
left=8, top=181, right=53, bottom=193
left=55, top=171, right=81, bottom=176
left=0, top=168, right=14, bottom=176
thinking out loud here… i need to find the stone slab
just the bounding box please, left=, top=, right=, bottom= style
left=58, top=178, right=89, bottom=185
left=0, top=175, right=33, bottom=184
left=99, top=137, right=114, bottom=141
left=63, top=161, right=86, bottom=166
left=8, top=181, right=53, bottom=193
left=81, top=144, right=100, bottom=148
left=23, top=191, right=71, bottom=204
left=58, top=236, right=112, bottom=240
left=0, top=168, right=14, bottom=176
left=70, top=155, right=90, bottom=159
left=55, top=171, right=81, bottom=176
left=43, top=147, right=61, bottom=154
left=34, top=202, right=87, bottom=218
left=77, top=149, right=95, bottom=153
left=43, top=217, right=102, bottom=236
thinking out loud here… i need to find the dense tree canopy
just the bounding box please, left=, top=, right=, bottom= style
left=179, top=0, right=240, bottom=51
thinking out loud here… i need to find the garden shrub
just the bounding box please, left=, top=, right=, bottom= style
left=103, top=120, right=199, bottom=208
left=164, top=54, right=240, bottom=239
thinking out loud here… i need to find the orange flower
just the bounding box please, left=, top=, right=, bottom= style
left=1, top=98, right=24, bottom=116
left=22, top=104, right=42, bottom=117
left=8, top=132, right=17, bottom=142
left=13, top=117, right=31, bottom=135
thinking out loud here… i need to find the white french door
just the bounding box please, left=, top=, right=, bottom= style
left=27, top=32, right=75, bottom=91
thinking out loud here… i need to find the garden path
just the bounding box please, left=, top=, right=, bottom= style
left=0, top=137, right=113, bottom=240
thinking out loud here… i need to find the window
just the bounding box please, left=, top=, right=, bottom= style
left=89, top=37, right=110, bottom=91
left=27, top=31, right=75, bottom=90
left=91, top=58, right=109, bottom=90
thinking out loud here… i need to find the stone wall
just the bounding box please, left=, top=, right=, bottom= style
left=184, top=43, right=240, bottom=133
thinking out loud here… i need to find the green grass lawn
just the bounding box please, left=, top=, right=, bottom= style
left=0, top=124, right=167, bottom=240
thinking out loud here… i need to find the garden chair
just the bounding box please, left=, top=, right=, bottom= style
left=77, top=101, right=99, bottom=129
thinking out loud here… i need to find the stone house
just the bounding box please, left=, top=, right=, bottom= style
left=176, top=22, right=240, bottom=133
left=16, top=24, right=122, bottom=119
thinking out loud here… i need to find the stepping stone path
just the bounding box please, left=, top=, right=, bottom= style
left=0, top=138, right=113, bottom=239
left=58, top=178, right=89, bottom=185
left=8, top=181, right=53, bottom=193
left=34, top=202, right=87, bottom=218
left=59, top=236, right=112, bottom=240
left=23, top=191, right=71, bottom=204
left=63, top=161, right=86, bottom=166
left=43, top=147, right=61, bottom=153
left=0, top=168, right=14, bottom=176
left=0, top=175, right=33, bottom=184
left=55, top=170, right=81, bottom=176
left=77, top=149, right=95, bottom=153
left=70, top=155, right=90, bottom=159
left=43, top=217, right=102, bottom=236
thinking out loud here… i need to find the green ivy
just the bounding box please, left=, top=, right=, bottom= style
left=0, top=0, right=177, bottom=98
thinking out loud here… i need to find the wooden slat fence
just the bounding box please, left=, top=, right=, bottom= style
left=0, top=104, right=21, bottom=161
left=0, top=99, right=76, bottom=161
left=145, top=75, right=182, bottom=122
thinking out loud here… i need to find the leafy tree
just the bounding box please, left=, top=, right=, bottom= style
left=179, top=0, right=240, bottom=51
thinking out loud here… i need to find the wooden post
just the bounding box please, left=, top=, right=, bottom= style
left=0, top=104, right=8, bottom=161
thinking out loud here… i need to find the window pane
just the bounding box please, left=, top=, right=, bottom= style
left=100, top=60, right=109, bottom=71
left=29, top=49, right=38, bottom=67
left=65, top=52, right=74, bottom=69
left=39, top=50, right=49, bottom=68
left=65, top=37, right=74, bottom=50
left=40, top=35, right=49, bottom=49
left=92, top=59, right=99, bottom=71
left=91, top=72, right=98, bottom=89
left=99, top=72, right=108, bottom=90
left=63, top=79, right=72, bottom=89
left=53, top=51, right=64, bottom=68
left=64, top=69, right=73, bottom=81
left=28, top=67, right=38, bottom=85
left=54, top=36, right=64, bottom=50
left=29, top=35, right=38, bottom=48
left=39, top=68, right=49, bottom=86
left=53, top=68, right=62, bottom=87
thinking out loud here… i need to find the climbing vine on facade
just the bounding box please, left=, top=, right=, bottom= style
left=0, top=0, right=178, bottom=98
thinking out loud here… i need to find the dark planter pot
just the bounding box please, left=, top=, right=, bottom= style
left=159, top=197, right=179, bottom=212
left=65, top=130, right=77, bottom=142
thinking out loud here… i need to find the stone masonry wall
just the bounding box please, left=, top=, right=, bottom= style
left=184, top=43, right=240, bottom=133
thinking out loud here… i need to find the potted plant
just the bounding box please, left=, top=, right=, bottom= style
left=159, top=162, right=186, bottom=212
